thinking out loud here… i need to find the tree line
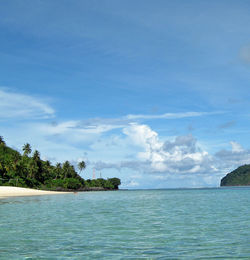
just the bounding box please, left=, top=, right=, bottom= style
left=0, top=136, right=120, bottom=191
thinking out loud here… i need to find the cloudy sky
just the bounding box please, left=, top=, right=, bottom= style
left=1, top=0, right=250, bottom=188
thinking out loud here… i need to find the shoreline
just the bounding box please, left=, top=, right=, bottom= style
left=0, top=186, right=72, bottom=199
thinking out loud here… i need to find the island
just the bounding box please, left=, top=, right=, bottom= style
left=220, top=164, right=250, bottom=186
left=0, top=136, right=121, bottom=191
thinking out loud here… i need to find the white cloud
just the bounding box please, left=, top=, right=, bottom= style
left=26, top=109, right=219, bottom=144
left=34, top=120, right=124, bottom=144
left=215, top=141, right=250, bottom=170
left=122, top=123, right=213, bottom=174
left=0, top=88, right=54, bottom=119
left=123, top=123, right=162, bottom=152
left=91, top=124, right=250, bottom=187
left=230, top=141, right=244, bottom=153
left=74, top=110, right=221, bottom=129
left=125, top=111, right=220, bottom=120
left=0, top=88, right=237, bottom=188
left=4, top=111, right=248, bottom=188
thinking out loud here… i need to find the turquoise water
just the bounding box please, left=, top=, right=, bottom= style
left=0, top=188, right=250, bottom=259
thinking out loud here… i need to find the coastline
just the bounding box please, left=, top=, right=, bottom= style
left=0, top=186, right=72, bottom=199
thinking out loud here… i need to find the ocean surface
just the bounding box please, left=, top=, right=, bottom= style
left=0, top=188, right=250, bottom=259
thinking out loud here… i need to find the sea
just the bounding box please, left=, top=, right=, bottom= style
left=0, top=187, right=250, bottom=259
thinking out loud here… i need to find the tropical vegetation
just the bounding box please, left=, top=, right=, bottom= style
left=0, top=136, right=121, bottom=191
left=220, top=164, right=250, bottom=186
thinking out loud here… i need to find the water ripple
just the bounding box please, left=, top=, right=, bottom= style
left=0, top=188, right=250, bottom=259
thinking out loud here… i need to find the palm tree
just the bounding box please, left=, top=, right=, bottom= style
left=78, top=161, right=86, bottom=174
left=56, top=162, right=61, bottom=168
left=28, top=160, right=38, bottom=179
left=55, top=163, right=62, bottom=179
left=62, top=161, right=71, bottom=179
left=32, top=150, right=40, bottom=161
left=0, top=136, right=5, bottom=145
left=22, top=143, right=32, bottom=156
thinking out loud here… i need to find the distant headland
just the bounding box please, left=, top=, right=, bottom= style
left=220, top=164, right=250, bottom=186
left=0, top=136, right=121, bottom=191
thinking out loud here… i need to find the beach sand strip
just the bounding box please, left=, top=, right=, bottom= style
left=0, top=186, right=71, bottom=199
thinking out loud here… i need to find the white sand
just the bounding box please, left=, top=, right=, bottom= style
left=0, top=186, right=72, bottom=199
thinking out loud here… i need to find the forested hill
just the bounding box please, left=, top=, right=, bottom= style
left=220, top=165, right=250, bottom=186
left=0, top=136, right=120, bottom=191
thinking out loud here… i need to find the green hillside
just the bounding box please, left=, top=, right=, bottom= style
left=0, top=136, right=120, bottom=191
left=220, top=164, right=250, bottom=186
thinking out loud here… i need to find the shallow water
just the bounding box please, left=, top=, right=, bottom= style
left=0, top=188, right=250, bottom=259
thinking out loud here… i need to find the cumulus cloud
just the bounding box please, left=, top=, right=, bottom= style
left=122, top=123, right=213, bottom=174
left=20, top=116, right=249, bottom=187
left=0, top=88, right=54, bottom=119
left=91, top=123, right=250, bottom=188
left=163, top=135, right=197, bottom=154
left=0, top=88, right=237, bottom=187
left=90, top=123, right=215, bottom=178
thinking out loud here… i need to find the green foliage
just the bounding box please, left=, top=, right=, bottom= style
left=78, top=161, right=86, bottom=173
left=84, top=178, right=121, bottom=190
left=221, top=164, right=250, bottom=186
left=45, top=179, right=66, bottom=189
left=108, top=178, right=121, bottom=189
left=0, top=136, right=5, bottom=146
left=22, top=143, right=31, bottom=156
left=0, top=136, right=121, bottom=191
left=64, top=178, right=82, bottom=189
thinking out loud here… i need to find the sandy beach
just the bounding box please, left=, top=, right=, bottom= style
left=0, top=186, right=71, bottom=199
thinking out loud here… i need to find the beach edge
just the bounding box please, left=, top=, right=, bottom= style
left=0, top=186, right=73, bottom=199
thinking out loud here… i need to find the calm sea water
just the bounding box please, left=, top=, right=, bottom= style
left=0, top=188, right=250, bottom=259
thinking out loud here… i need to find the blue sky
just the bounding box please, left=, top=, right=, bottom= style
left=1, top=0, right=250, bottom=188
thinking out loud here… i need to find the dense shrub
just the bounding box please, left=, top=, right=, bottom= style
left=64, top=178, right=82, bottom=190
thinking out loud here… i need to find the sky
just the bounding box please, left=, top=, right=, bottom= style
left=1, top=0, right=250, bottom=188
